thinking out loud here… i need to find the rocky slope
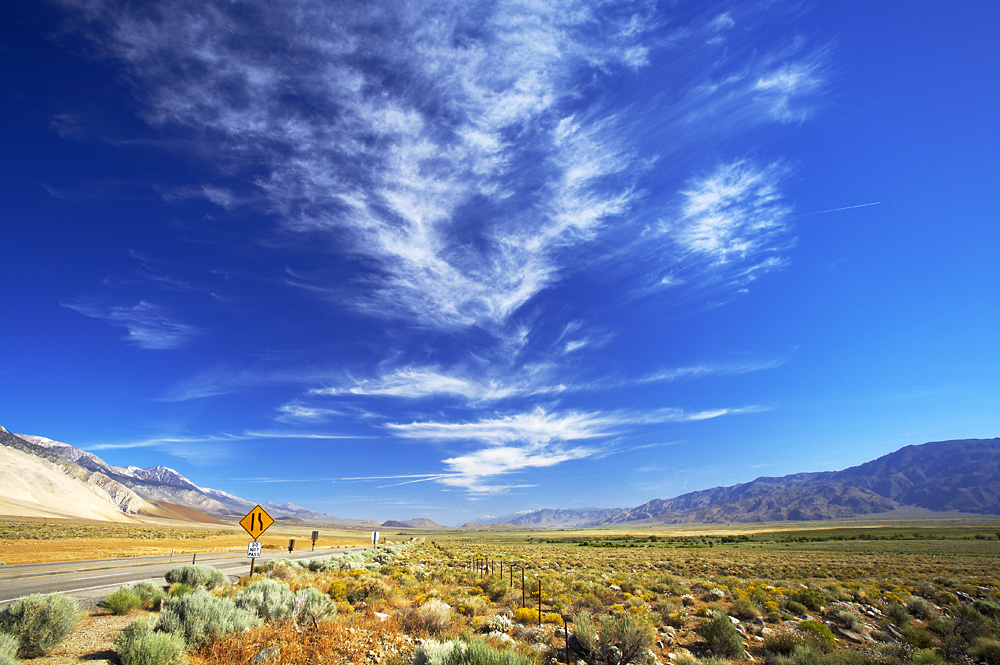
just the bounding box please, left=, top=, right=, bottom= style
left=5, top=427, right=377, bottom=526
left=0, top=426, right=148, bottom=521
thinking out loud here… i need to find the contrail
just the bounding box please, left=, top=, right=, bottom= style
left=799, top=201, right=881, bottom=217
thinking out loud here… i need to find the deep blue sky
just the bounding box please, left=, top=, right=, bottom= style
left=2, top=1, right=998, bottom=526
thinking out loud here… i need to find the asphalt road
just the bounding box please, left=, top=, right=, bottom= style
left=0, top=546, right=361, bottom=607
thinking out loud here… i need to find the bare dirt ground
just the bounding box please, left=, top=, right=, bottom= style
left=31, top=611, right=139, bottom=665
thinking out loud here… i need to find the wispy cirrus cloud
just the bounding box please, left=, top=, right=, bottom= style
left=57, top=0, right=653, bottom=333
left=674, top=160, right=792, bottom=266
left=62, top=299, right=198, bottom=349
left=55, top=0, right=823, bottom=340
left=384, top=405, right=760, bottom=493
left=88, top=429, right=360, bottom=450
left=637, top=357, right=787, bottom=385
left=309, top=364, right=566, bottom=404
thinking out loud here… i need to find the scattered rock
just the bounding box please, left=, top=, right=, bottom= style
left=374, top=612, right=390, bottom=622
left=833, top=626, right=871, bottom=644
left=249, top=645, right=280, bottom=664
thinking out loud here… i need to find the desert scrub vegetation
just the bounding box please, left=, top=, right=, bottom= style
left=0, top=593, right=81, bottom=658
left=98, top=586, right=144, bottom=615
left=116, top=617, right=188, bottom=665
left=156, top=588, right=261, bottom=648
left=571, top=611, right=655, bottom=665
left=413, top=636, right=535, bottom=665
left=0, top=633, right=19, bottom=665
left=75, top=526, right=1000, bottom=665
left=164, top=564, right=227, bottom=589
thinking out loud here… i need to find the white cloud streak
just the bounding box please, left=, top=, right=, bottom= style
left=62, top=299, right=199, bottom=349
left=385, top=405, right=759, bottom=493
left=309, top=365, right=566, bottom=404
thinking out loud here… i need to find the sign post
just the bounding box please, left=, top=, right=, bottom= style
left=371, top=530, right=380, bottom=546
left=311, top=530, right=319, bottom=551
left=240, top=505, right=274, bottom=577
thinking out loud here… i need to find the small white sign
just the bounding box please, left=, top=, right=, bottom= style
left=247, top=541, right=262, bottom=559
left=371, top=531, right=380, bottom=546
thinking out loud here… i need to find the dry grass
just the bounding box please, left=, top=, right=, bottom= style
left=190, top=614, right=415, bottom=665
left=0, top=517, right=370, bottom=564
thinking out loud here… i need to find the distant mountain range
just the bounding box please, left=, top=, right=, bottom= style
left=381, top=518, right=442, bottom=528
left=477, top=438, right=1000, bottom=527
left=2, top=427, right=997, bottom=529
left=0, top=426, right=377, bottom=527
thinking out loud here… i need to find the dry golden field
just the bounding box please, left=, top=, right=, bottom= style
left=0, top=517, right=372, bottom=564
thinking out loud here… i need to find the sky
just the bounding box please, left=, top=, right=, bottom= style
left=1, top=1, right=998, bottom=526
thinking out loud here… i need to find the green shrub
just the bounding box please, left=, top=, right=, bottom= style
left=259, top=558, right=303, bottom=580
left=906, top=598, right=934, bottom=620
left=404, top=599, right=453, bottom=636
left=164, top=565, right=226, bottom=590
left=116, top=618, right=187, bottom=665
left=731, top=597, right=761, bottom=620
left=167, top=583, right=193, bottom=598
left=0, top=593, right=81, bottom=658
left=601, top=612, right=654, bottom=665
left=833, top=610, right=865, bottom=633
left=157, top=588, right=259, bottom=648
left=970, top=637, right=1000, bottom=665
left=911, top=648, right=942, bottom=665
left=413, top=637, right=533, bottom=665
left=413, top=639, right=460, bottom=665
left=789, top=589, right=825, bottom=612
left=787, top=601, right=809, bottom=616
left=786, top=644, right=823, bottom=665
left=884, top=601, right=910, bottom=626
left=699, top=613, right=744, bottom=658
left=902, top=625, right=933, bottom=648
left=763, top=630, right=803, bottom=656
left=797, top=620, right=836, bottom=652
left=293, top=587, right=335, bottom=625
left=482, top=613, right=514, bottom=634
left=99, top=588, right=143, bottom=615
left=235, top=579, right=294, bottom=620
left=129, top=581, right=167, bottom=610
left=570, top=611, right=653, bottom=665
left=974, top=601, right=1000, bottom=619
left=0, top=633, right=19, bottom=665
left=926, top=616, right=954, bottom=636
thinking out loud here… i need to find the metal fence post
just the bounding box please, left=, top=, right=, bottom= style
left=538, top=578, right=542, bottom=627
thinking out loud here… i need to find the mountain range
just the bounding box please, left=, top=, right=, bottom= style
left=0, top=426, right=377, bottom=527
left=479, top=438, right=1000, bottom=527
left=1, top=426, right=997, bottom=528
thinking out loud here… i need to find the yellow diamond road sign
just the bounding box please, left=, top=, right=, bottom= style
left=240, top=505, right=274, bottom=539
